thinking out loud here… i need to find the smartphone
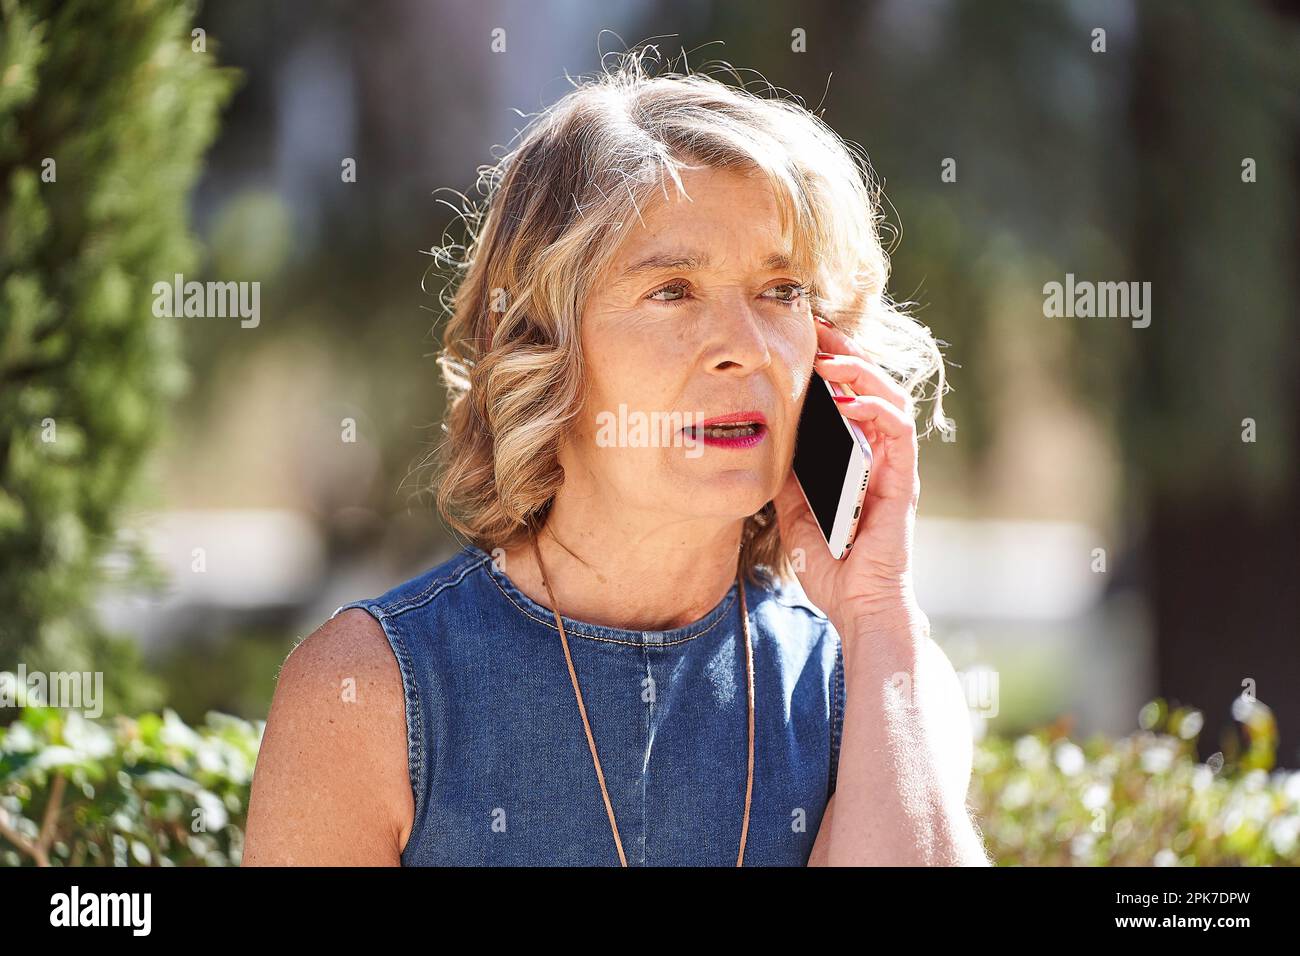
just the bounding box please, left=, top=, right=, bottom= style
left=792, top=373, right=873, bottom=560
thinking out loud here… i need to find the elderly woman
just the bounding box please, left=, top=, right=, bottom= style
left=244, top=52, right=988, bottom=867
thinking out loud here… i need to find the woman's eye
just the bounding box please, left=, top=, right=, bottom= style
left=646, top=281, right=690, bottom=303
left=646, top=281, right=807, bottom=305
left=764, top=283, right=808, bottom=303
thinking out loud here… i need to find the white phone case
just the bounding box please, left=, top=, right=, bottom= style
left=798, top=379, right=873, bottom=560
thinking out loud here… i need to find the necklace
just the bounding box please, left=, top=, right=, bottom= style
left=529, top=532, right=755, bottom=866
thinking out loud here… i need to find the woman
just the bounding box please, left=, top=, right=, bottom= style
left=244, top=51, right=989, bottom=866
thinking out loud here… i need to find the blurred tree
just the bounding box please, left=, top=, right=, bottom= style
left=0, top=0, right=236, bottom=714
left=708, top=1, right=1298, bottom=761
left=1130, top=0, right=1300, bottom=765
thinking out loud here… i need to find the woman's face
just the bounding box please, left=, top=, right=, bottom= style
left=561, top=165, right=817, bottom=529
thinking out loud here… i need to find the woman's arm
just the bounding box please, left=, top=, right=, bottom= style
left=780, top=316, right=989, bottom=866
left=809, top=614, right=989, bottom=866
left=243, top=610, right=414, bottom=865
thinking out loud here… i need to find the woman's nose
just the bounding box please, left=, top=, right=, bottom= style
left=707, top=296, right=773, bottom=374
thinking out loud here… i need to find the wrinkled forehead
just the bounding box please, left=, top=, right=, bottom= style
left=593, top=161, right=813, bottom=283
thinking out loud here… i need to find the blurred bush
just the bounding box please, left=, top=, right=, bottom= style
left=970, top=699, right=1299, bottom=866
left=0, top=690, right=258, bottom=866
left=0, top=0, right=236, bottom=714
left=1, top=687, right=1294, bottom=866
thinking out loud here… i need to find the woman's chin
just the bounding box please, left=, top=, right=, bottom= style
left=671, top=467, right=776, bottom=510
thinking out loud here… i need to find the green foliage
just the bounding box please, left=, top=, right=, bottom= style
left=970, top=699, right=1299, bottom=866
left=2, top=691, right=1294, bottom=866
left=0, top=0, right=236, bottom=712
left=0, top=692, right=260, bottom=866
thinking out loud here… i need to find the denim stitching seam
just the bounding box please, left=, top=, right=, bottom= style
left=381, top=551, right=490, bottom=617
left=333, top=600, right=427, bottom=853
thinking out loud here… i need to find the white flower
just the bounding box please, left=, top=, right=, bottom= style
left=3, top=722, right=37, bottom=753
left=1054, top=741, right=1085, bottom=776
left=1081, top=782, right=1111, bottom=810
left=1242, top=769, right=1267, bottom=792
left=1267, top=815, right=1299, bottom=857
left=1140, top=741, right=1176, bottom=774
left=1014, top=735, right=1045, bottom=767
left=1222, top=807, right=1245, bottom=835
left=63, top=712, right=113, bottom=760
left=1244, top=792, right=1273, bottom=826
left=1177, top=710, right=1204, bottom=740
left=1284, top=771, right=1300, bottom=806
left=1071, top=832, right=1096, bottom=858
left=1001, top=776, right=1034, bottom=810
left=195, top=790, right=229, bottom=831
left=1138, top=702, right=1162, bottom=730
left=159, top=709, right=200, bottom=749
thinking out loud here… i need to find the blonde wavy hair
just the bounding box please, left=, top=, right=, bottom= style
left=427, top=46, right=951, bottom=585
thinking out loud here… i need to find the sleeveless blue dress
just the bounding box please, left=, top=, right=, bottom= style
left=332, top=544, right=844, bottom=866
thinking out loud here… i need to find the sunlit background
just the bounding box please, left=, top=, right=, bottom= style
left=126, top=0, right=1299, bottom=753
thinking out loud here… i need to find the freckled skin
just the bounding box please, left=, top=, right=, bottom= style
left=570, top=165, right=817, bottom=525
left=491, top=165, right=821, bottom=632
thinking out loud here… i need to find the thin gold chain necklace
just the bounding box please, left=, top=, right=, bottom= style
left=529, top=533, right=755, bottom=866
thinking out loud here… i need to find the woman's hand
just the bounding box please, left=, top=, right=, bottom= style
left=779, top=319, right=986, bottom=866
left=773, top=316, right=929, bottom=655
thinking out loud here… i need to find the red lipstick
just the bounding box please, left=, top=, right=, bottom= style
left=684, top=410, right=769, bottom=450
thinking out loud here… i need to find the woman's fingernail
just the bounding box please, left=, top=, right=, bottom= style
left=832, top=395, right=855, bottom=404
left=813, top=315, right=835, bottom=328
left=815, top=351, right=835, bottom=361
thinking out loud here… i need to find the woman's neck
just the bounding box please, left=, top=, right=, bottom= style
left=501, top=494, right=746, bottom=632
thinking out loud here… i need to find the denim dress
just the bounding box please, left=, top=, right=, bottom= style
left=331, top=544, right=844, bottom=866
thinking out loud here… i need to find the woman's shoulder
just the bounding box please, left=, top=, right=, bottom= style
left=247, top=586, right=417, bottom=863
left=245, top=548, right=497, bottom=862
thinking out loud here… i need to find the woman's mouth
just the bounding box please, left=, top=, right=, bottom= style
left=683, top=412, right=769, bottom=449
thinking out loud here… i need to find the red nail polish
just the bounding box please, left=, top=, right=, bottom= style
left=815, top=351, right=835, bottom=360
left=832, top=395, right=855, bottom=404
left=813, top=315, right=835, bottom=328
